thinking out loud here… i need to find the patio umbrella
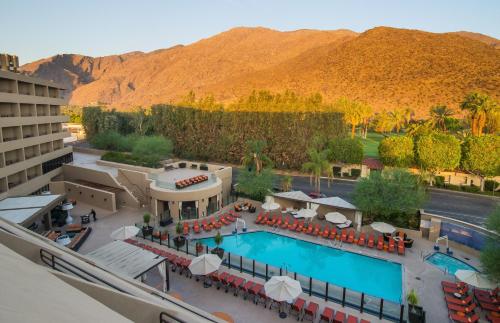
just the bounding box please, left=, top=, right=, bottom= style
left=265, top=276, right=302, bottom=302
left=294, top=208, right=316, bottom=219
left=370, top=222, right=396, bottom=234
left=455, top=270, right=497, bottom=289
left=325, top=212, right=347, bottom=224
left=262, top=196, right=280, bottom=211
left=110, top=226, right=140, bottom=240
left=188, top=254, right=222, bottom=276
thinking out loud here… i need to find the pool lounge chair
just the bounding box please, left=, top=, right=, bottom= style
left=329, top=228, right=337, bottom=240
left=290, top=297, right=305, bottom=320
left=296, top=221, right=305, bottom=232
left=240, top=281, right=254, bottom=299
left=257, top=287, right=269, bottom=307
left=443, top=281, right=467, bottom=290
left=322, top=225, right=330, bottom=238
left=255, top=212, right=264, bottom=223
left=249, top=283, right=264, bottom=304
left=367, top=234, right=375, bottom=248
left=288, top=219, right=298, bottom=230
left=377, top=235, right=384, bottom=250
left=347, top=315, right=359, bottom=323
left=230, top=276, right=246, bottom=296
left=388, top=237, right=395, bottom=252
left=479, top=301, right=500, bottom=312
left=303, top=301, right=319, bottom=322
left=281, top=217, right=290, bottom=229
left=446, top=295, right=474, bottom=306
left=474, top=289, right=499, bottom=304
left=333, top=310, right=346, bottom=323
left=486, top=312, right=500, bottom=323
left=475, top=287, right=498, bottom=298
left=193, top=221, right=201, bottom=233
left=397, top=240, right=405, bottom=255
left=202, top=219, right=212, bottom=231
left=443, top=285, right=469, bottom=295
left=449, top=312, right=480, bottom=323
left=319, top=306, right=334, bottom=323
left=340, top=229, right=348, bottom=242
left=347, top=230, right=355, bottom=243
left=358, top=232, right=366, bottom=246
left=183, top=222, right=189, bottom=235
left=304, top=223, right=314, bottom=234
left=312, top=224, right=321, bottom=236
left=447, top=302, right=477, bottom=313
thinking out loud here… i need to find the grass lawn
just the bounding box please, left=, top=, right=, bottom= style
left=359, top=132, right=402, bottom=158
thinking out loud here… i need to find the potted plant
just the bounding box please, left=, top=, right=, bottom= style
left=210, top=231, right=225, bottom=259
left=142, top=213, right=153, bottom=237
left=407, top=289, right=425, bottom=323
left=173, top=221, right=186, bottom=248
left=196, top=242, right=204, bottom=254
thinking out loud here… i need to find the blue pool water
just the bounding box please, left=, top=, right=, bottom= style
left=425, top=252, right=477, bottom=274
left=199, top=231, right=402, bottom=303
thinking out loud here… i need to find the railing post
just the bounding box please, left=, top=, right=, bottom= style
left=206, top=245, right=209, bottom=254
left=294, top=272, right=297, bottom=280
left=159, top=233, right=162, bottom=246
left=400, top=304, right=404, bottom=323
left=240, top=256, right=243, bottom=273
left=360, top=293, right=365, bottom=313
left=280, top=267, right=282, bottom=276
left=185, top=241, right=189, bottom=255
left=252, top=260, right=255, bottom=277
left=265, top=264, right=268, bottom=280
left=325, top=283, right=329, bottom=301
left=228, top=253, right=231, bottom=269
left=166, top=260, right=170, bottom=291
left=195, top=245, right=199, bottom=257
left=379, top=299, right=384, bottom=320
left=342, top=288, right=346, bottom=307
left=167, top=234, right=170, bottom=248
left=51, top=254, right=55, bottom=269
left=309, top=277, right=312, bottom=296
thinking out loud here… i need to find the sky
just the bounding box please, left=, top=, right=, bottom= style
left=3, top=0, right=500, bottom=64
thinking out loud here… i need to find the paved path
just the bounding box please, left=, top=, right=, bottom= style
left=232, top=169, right=498, bottom=227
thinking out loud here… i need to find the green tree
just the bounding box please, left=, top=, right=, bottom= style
left=462, top=135, right=500, bottom=191
left=480, top=208, right=500, bottom=282
left=429, top=105, right=454, bottom=131
left=389, top=108, right=411, bottom=133
left=328, top=137, right=364, bottom=165
left=372, top=111, right=396, bottom=134
left=132, top=136, right=173, bottom=162
left=281, top=175, right=293, bottom=192
left=379, top=136, right=415, bottom=167
left=241, top=140, right=273, bottom=174
left=81, top=106, right=104, bottom=139
left=416, top=133, right=461, bottom=183
left=131, top=107, right=152, bottom=135
left=337, top=98, right=362, bottom=138
left=353, top=168, right=427, bottom=222
left=460, top=92, right=498, bottom=136
left=302, top=149, right=333, bottom=193
left=236, top=168, right=274, bottom=201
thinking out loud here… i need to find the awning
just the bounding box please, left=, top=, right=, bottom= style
left=0, top=194, right=64, bottom=226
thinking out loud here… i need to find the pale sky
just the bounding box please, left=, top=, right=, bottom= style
left=2, top=0, right=499, bottom=64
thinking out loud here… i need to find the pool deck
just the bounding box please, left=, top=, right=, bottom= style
left=76, top=200, right=484, bottom=323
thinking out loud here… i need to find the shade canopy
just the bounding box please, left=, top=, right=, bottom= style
left=294, top=208, right=316, bottom=219
left=110, top=226, right=140, bottom=240
left=264, top=276, right=302, bottom=302
left=188, top=254, right=222, bottom=275
left=325, top=212, right=347, bottom=224
left=262, top=196, right=280, bottom=211
left=455, top=270, right=497, bottom=289
left=371, top=222, right=396, bottom=234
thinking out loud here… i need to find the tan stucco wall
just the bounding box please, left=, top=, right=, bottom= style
left=50, top=181, right=117, bottom=212
left=116, top=168, right=153, bottom=206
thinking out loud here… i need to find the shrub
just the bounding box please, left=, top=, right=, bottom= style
left=143, top=213, right=151, bottom=225
left=378, top=136, right=414, bottom=167
left=485, top=180, right=499, bottom=192
left=461, top=184, right=480, bottom=193
left=416, top=133, right=461, bottom=172
left=131, top=136, right=173, bottom=161
left=434, top=176, right=445, bottom=188
left=351, top=169, right=362, bottom=178
left=101, top=151, right=161, bottom=168
left=328, top=137, right=364, bottom=164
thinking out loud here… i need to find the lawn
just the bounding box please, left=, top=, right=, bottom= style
left=359, top=132, right=385, bottom=158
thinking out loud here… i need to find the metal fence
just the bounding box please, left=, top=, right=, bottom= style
left=440, top=221, right=488, bottom=251
left=141, top=230, right=406, bottom=323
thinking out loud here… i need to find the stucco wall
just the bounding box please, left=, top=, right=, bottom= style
left=50, top=181, right=116, bottom=212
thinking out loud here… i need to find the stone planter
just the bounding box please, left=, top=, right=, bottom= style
left=142, top=226, right=153, bottom=237
left=211, top=247, right=225, bottom=259
left=408, top=305, right=425, bottom=323
left=173, top=236, right=186, bottom=248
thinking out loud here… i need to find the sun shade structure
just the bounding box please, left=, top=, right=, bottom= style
left=188, top=254, right=222, bottom=276
left=273, top=191, right=313, bottom=203
left=294, top=208, right=316, bottom=219
left=264, top=276, right=302, bottom=303
left=455, top=270, right=497, bottom=289
left=0, top=194, right=64, bottom=227
left=110, top=226, right=140, bottom=240
left=261, top=196, right=280, bottom=211
left=371, top=222, right=396, bottom=234
left=86, top=240, right=165, bottom=279
left=325, top=212, right=347, bottom=224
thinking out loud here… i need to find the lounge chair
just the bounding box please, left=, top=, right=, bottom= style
left=358, top=232, right=366, bottom=246
left=479, top=301, right=500, bottom=312
left=397, top=240, right=405, bottom=255
left=445, top=295, right=473, bottom=305
left=183, top=223, right=189, bottom=235
left=193, top=221, right=201, bottom=233
left=347, top=315, right=359, bottom=323
left=202, top=219, right=212, bottom=231
left=333, top=310, right=346, bottom=323
left=217, top=272, right=230, bottom=290
left=296, top=221, right=305, bottom=232
left=288, top=219, right=298, bottom=230
left=249, top=283, right=264, bottom=304
left=388, top=237, right=395, bottom=252
left=257, top=287, right=269, bottom=307
left=340, top=229, right=348, bottom=242
left=290, top=297, right=305, bottom=320
left=474, top=289, right=499, bottom=304
left=486, top=312, right=500, bottom=323
left=240, top=281, right=254, bottom=299
left=447, top=302, right=477, bottom=313
left=347, top=230, right=355, bottom=243
left=312, top=224, right=321, bottom=236
left=281, top=217, right=290, bottom=229
left=329, top=228, right=337, bottom=240
left=474, top=287, right=498, bottom=299
left=367, top=233, right=375, bottom=248
left=449, top=312, right=480, bottom=323
left=322, top=225, right=330, bottom=238
left=305, top=223, right=314, bottom=234
left=319, top=306, right=334, bottom=323
left=276, top=215, right=283, bottom=226
left=303, top=301, right=319, bottom=322
left=267, top=215, right=278, bottom=226
left=230, top=276, right=245, bottom=296
left=443, top=281, right=467, bottom=289
left=377, top=235, right=384, bottom=250
left=443, top=285, right=469, bottom=295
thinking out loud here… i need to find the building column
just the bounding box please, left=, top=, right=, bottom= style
left=44, top=212, right=52, bottom=230
left=355, top=210, right=363, bottom=231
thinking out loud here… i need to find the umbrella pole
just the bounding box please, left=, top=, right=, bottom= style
left=279, top=302, right=287, bottom=319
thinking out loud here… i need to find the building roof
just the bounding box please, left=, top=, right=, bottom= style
left=86, top=240, right=165, bottom=279
left=0, top=194, right=64, bottom=225
left=313, top=197, right=357, bottom=210
left=273, top=191, right=313, bottom=202
left=363, top=157, right=384, bottom=170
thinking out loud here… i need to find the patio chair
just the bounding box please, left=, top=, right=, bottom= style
left=447, top=302, right=476, bottom=313
left=302, top=301, right=319, bottom=322
left=377, top=235, right=384, bottom=250
left=347, top=315, right=359, bottom=323
left=230, top=276, right=246, bottom=296
left=449, top=312, right=479, bottom=323
left=445, top=295, right=473, bottom=306
left=329, top=227, right=337, bottom=240
left=312, top=224, right=321, bottom=236
left=333, top=310, right=346, bottom=323
left=388, top=237, right=396, bottom=252
left=319, top=306, right=334, bottom=323
left=289, top=297, right=305, bottom=320
left=367, top=233, right=375, bottom=248
left=249, top=283, right=264, bottom=304
left=240, top=281, right=254, bottom=299
left=322, top=225, right=330, bottom=238
left=357, top=232, right=366, bottom=246
left=340, top=229, right=348, bottom=242
left=397, top=240, right=405, bottom=255
left=288, top=219, right=298, bottom=230
left=347, top=229, right=355, bottom=243
left=281, top=216, right=290, bottom=229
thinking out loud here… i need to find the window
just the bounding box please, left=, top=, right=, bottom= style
left=42, top=153, right=73, bottom=174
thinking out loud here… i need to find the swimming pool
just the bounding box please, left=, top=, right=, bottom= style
left=199, top=231, right=402, bottom=303
left=425, top=252, right=477, bottom=275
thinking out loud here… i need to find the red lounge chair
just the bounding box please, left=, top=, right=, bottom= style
left=303, top=301, right=319, bottom=322
left=322, top=225, right=330, bottom=238
left=341, top=229, right=348, bottom=242
left=443, top=285, right=469, bottom=295
left=230, top=276, right=245, bottom=296
left=447, top=302, right=477, bottom=313
left=305, top=223, right=314, bottom=234
left=398, top=240, right=405, bottom=255
left=333, top=310, right=346, bottom=323
left=276, top=216, right=283, bottom=226
left=217, top=272, right=229, bottom=289
left=479, top=301, right=500, bottom=312
left=443, top=281, right=467, bottom=289
left=358, top=232, right=366, bottom=246
left=347, top=315, right=359, bottom=323
left=296, top=221, right=305, bottom=232
left=312, top=224, right=321, bottom=236
left=319, top=306, right=334, bottom=323
left=449, top=312, right=480, bottom=323
left=183, top=223, right=189, bottom=235
left=486, top=312, right=500, bottom=323
left=201, top=219, right=211, bottom=231
left=250, top=283, right=264, bottom=304
left=288, top=219, right=298, bottom=230
left=474, top=287, right=498, bottom=299
left=347, top=230, right=355, bottom=243
left=329, top=228, right=337, bottom=240
left=193, top=221, right=201, bottom=233
left=240, top=281, right=254, bottom=299
left=257, top=287, right=269, bottom=307
left=446, top=295, right=473, bottom=305
left=474, top=290, right=499, bottom=304
left=267, top=215, right=278, bottom=226
left=290, top=297, right=305, bottom=320
left=377, top=235, right=384, bottom=250
left=367, top=233, right=375, bottom=248
left=388, top=237, right=395, bottom=252
left=281, top=217, right=290, bottom=229
left=259, top=214, right=269, bottom=224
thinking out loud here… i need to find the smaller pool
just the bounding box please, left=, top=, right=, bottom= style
left=425, top=252, right=477, bottom=274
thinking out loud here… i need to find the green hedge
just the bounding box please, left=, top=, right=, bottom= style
left=101, top=151, right=161, bottom=168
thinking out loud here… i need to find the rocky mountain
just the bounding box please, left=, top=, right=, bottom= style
left=21, top=27, right=500, bottom=116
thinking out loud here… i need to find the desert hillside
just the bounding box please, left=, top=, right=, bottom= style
left=21, top=27, right=500, bottom=115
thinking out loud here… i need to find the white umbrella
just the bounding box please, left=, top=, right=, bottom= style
left=325, top=212, right=347, bottom=224
left=264, top=276, right=302, bottom=303
left=455, top=270, right=497, bottom=289
left=294, top=208, right=316, bottom=219
left=371, top=222, right=396, bottom=234
left=262, top=201, right=280, bottom=211
left=110, top=226, right=140, bottom=240
left=188, top=254, right=222, bottom=276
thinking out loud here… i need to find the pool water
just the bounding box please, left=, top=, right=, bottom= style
left=199, top=231, right=402, bottom=303
left=425, top=252, right=477, bottom=275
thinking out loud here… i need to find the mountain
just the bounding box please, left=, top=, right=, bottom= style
left=21, top=27, right=500, bottom=116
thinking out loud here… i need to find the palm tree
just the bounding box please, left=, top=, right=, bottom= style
left=302, top=149, right=333, bottom=193
left=373, top=112, right=396, bottom=134
left=389, top=108, right=408, bottom=133
left=460, top=92, right=498, bottom=136
left=241, top=140, right=272, bottom=174
left=281, top=175, right=293, bottom=192
left=429, top=105, right=454, bottom=131
left=359, top=103, right=373, bottom=139
left=337, top=97, right=361, bottom=138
